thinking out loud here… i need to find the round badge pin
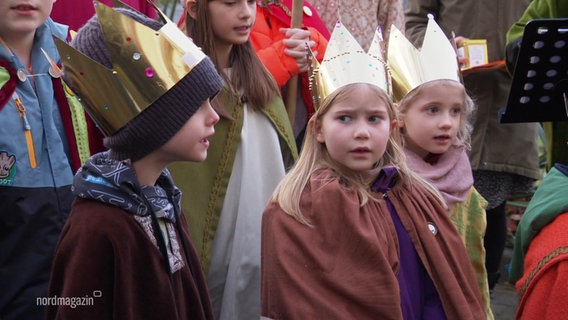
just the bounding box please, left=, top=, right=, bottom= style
left=427, top=222, right=437, bottom=235
left=303, top=6, right=313, bottom=17
left=49, top=66, right=62, bottom=78
left=17, top=68, right=27, bottom=82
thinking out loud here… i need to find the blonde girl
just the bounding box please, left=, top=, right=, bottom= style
left=271, top=83, right=429, bottom=219
left=261, top=82, right=486, bottom=319
left=397, top=79, right=494, bottom=319
left=397, top=79, right=474, bottom=156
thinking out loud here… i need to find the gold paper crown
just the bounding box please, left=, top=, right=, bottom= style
left=308, top=21, right=390, bottom=110
left=387, top=14, right=460, bottom=102
left=53, top=1, right=207, bottom=136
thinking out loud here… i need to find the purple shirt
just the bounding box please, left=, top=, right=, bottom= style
left=373, top=168, right=446, bottom=320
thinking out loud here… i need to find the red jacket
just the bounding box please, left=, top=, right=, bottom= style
left=51, top=0, right=157, bottom=32
left=516, top=212, right=568, bottom=319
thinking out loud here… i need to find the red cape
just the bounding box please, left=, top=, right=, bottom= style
left=51, top=0, right=157, bottom=32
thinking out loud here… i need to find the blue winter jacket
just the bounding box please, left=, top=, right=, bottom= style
left=0, top=18, right=98, bottom=320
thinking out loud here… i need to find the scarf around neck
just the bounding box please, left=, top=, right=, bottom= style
left=72, top=151, right=181, bottom=222
left=405, top=145, right=473, bottom=211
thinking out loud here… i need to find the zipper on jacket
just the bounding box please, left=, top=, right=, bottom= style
left=13, top=92, right=37, bottom=168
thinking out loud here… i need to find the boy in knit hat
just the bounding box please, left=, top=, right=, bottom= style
left=45, top=3, right=223, bottom=319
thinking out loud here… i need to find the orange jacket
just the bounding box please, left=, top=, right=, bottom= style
left=251, top=1, right=329, bottom=119
left=251, top=1, right=329, bottom=86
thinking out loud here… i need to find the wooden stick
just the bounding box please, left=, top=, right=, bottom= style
left=285, top=0, right=304, bottom=127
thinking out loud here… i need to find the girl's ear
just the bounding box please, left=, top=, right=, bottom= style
left=390, top=119, right=398, bottom=131
left=396, top=114, right=405, bottom=128
left=392, top=102, right=403, bottom=128
left=311, top=119, right=325, bottom=143
left=186, top=0, right=198, bottom=19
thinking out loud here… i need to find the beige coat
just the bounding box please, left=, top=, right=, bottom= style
left=310, top=0, right=405, bottom=50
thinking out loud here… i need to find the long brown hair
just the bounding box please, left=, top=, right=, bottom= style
left=184, top=0, right=280, bottom=111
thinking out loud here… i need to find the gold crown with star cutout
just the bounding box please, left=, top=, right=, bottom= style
left=308, top=20, right=391, bottom=110
left=52, top=0, right=208, bottom=136
left=387, top=14, right=461, bottom=102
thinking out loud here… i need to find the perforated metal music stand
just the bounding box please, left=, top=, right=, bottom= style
left=500, top=18, right=568, bottom=123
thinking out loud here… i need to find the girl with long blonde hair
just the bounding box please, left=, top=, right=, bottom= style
left=261, top=82, right=486, bottom=319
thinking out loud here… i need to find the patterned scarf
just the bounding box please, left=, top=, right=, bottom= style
left=73, top=151, right=181, bottom=222
left=405, top=145, right=473, bottom=212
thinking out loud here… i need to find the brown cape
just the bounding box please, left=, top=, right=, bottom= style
left=261, top=168, right=485, bottom=319
left=46, top=199, right=214, bottom=320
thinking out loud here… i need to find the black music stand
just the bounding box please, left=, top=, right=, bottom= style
left=500, top=18, right=568, bottom=123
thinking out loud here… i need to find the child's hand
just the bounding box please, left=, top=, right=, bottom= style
left=280, top=28, right=317, bottom=73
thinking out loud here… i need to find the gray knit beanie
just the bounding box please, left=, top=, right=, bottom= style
left=71, top=8, right=223, bottom=161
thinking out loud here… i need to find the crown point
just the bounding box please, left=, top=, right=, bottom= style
left=387, top=14, right=460, bottom=101
left=309, top=19, right=390, bottom=109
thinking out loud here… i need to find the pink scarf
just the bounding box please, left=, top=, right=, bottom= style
left=405, top=145, right=473, bottom=212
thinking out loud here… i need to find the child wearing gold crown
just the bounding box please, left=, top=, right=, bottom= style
left=407, top=0, right=541, bottom=299
left=46, top=3, right=223, bottom=319
left=260, top=21, right=485, bottom=319
left=389, top=16, right=493, bottom=319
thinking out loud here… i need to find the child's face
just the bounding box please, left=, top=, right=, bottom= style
left=157, top=99, right=220, bottom=163
left=208, top=0, right=256, bottom=48
left=315, top=85, right=394, bottom=173
left=399, top=81, right=464, bottom=158
left=0, top=0, right=55, bottom=39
